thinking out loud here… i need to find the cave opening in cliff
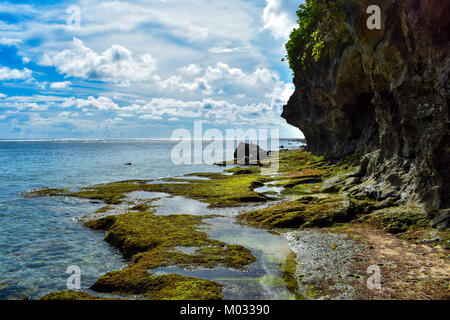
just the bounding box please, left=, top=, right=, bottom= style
left=343, top=92, right=378, bottom=152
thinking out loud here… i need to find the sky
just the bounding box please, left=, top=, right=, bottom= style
left=0, top=0, right=304, bottom=139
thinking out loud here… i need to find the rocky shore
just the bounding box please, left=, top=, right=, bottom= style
left=32, top=148, right=449, bottom=300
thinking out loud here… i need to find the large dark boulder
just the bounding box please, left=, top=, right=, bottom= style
left=234, top=142, right=269, bottom=165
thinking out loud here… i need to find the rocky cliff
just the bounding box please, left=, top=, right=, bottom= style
left=282, top=0, right=449, bottom=221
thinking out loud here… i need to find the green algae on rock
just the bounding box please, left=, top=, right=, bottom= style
left=91, top=270, right=223, bottom=300
left=40, top=291, right=118, bottom=300
left=26, top=149, right=352, bottom=208
left=82, top=208, right=256, bottom=299
left=238, top=195, right=375, bottom=229
left=28, top=172, right=269, bottom=208
left=84, top=210, right=256, bottom=268
left=368, top=206, right=431, bottom=234
left=282, top=252, right=304, bottom=300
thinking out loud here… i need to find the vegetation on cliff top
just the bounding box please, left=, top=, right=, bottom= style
left=286, top=0, right=327, bottom=71
left=285, top=0, right=352, bottom=71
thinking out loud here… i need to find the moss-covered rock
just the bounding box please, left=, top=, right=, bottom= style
left=40, top=291, right=117, bottom=300
left=82, top=209, right=256, bottom=299
left=282, top=252, right=304, bottom=300
left=239, top=195, right=375, bottom=229
left=90, top=268, right=223, bottom=300
left=371, top=206, right=430, bottom=234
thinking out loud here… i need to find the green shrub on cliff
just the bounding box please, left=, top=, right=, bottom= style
left=286, top=0, right=327, bottom=71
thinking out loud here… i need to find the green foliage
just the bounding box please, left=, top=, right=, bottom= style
left=285, top=0, right=327, bottom=71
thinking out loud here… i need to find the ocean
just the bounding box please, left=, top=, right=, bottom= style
left=0, top=139, right=303, bottom=300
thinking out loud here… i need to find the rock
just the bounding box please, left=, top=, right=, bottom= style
left=233, top=142, right=269, bottom=165
left=430, top=209, right=449, bottom=230
left=378, top=197, right=398, bottom=209
left=363, top=185, right=381, bottom=200
left=372, top=206, right=430, bottom=234
left=282, top=0, right=450, bottom=215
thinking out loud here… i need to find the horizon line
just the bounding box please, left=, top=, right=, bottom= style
left=0, top=137, right=305, bottom=142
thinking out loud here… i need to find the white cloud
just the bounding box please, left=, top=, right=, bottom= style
left=0, top=93, right=6, bottom=99
left=179, top=64, right=202, bottom=76
left=262, top=0, right=296, bottom=38
left=42, top=38, right=157, bottom=85
left=157, top=76, right=212, bottom=95
left=208, top=42, right=245, bottom=54
left=0, top=38, right=22, bottom=46
left=205, top=62, right=276, bottom=87
left=50, top=81, right=72, bottom=89
left=22, top=57, right=30, bottom=64
left=0, top=66, right=32, bottom=81
left=63, top=96, right=120, bottom=111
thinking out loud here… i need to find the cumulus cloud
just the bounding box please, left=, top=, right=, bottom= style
left=204, top=62, right=278, bottom=90
left=157, top=76, right=212, bottom=95
left=179, top=64, right=202, bottom=76
left=0, top=66, right=32, bottom=81
left=50, top=81, right=72, bottom=89
left=62, top=96, right=120, bottom=111
left=42, top=38, right=157, bottom=85
left=262, top=0, right=296, bottom=38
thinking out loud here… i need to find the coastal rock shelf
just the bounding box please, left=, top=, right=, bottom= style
left=33, top=149, right=449, bottom=300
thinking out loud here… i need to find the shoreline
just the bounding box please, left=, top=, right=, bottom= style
left=30, top=149, right=449, bottom=300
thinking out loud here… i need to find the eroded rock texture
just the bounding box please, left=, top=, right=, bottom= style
left=282, top=0, right=449, bottom=215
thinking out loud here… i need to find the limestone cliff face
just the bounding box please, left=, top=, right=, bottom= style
left=282, top=0, right=449, bottom=216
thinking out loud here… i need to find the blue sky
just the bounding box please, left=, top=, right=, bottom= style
left=0, top=0, right=304, bottom=139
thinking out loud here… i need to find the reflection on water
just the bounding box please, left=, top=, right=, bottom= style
left=254, top=185, right=284, bottom=195
left=127, top=191, right=170, bottom=200
left=180, top=176, right=211, bottom=181
left=154, top=196, right=210, bottom=216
